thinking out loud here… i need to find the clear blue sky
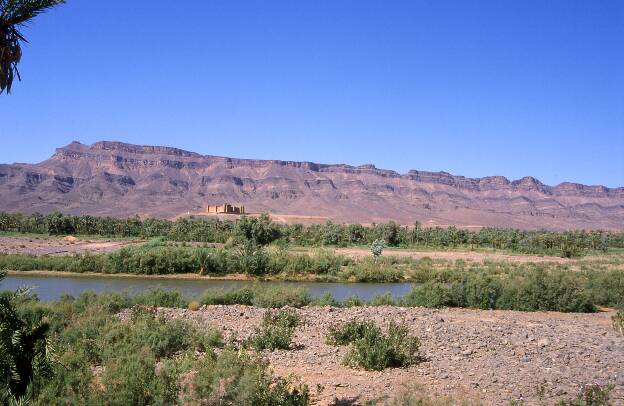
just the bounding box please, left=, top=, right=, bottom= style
left=1, top=0, right=622, bottom=187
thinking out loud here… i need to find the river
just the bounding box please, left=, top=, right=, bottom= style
left=1, top=274, right=414, bottom=302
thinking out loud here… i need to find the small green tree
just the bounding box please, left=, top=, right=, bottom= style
left=371, top=239, right=385, bottom=260
left=0, top=288, right=54, bottom=404
left=234, top=214, right=281, bottom=246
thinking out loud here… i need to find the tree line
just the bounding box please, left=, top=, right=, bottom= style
left=1, top=211, right=623, bottom=256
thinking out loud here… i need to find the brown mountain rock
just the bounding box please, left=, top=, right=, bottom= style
left=0, top=141, right=622, bottom=230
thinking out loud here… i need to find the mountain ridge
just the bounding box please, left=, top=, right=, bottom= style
left=0, top=140, right=622, bottom=230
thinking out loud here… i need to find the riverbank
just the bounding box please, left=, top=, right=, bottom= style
left=5, top=269, right=255, bottom=281
left=148, top=304, right=624, bottom=405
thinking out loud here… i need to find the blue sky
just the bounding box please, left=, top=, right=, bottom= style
left=0, top=0, right=622, bottom=187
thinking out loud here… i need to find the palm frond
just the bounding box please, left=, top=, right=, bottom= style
left=1, top=0, right=65, bottom=25
left=0, top=0, right=64, bottom=93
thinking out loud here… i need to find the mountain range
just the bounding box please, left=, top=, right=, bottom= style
left=0, top=141, right=622, bottom=230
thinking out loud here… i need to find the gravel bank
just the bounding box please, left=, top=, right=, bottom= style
left=153, top=305, right=623, bottom=405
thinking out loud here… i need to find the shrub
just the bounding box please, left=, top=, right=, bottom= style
left=326, top=320, right=377, bottom=346
left=400, top=271, right=597, bottom=313
left=189, top=350, right=309, bottom=405
left=342, top=260, right=403, bottom=282
left=369, top=292, right=396, bottom=306
left=199, top=286, right=255, bottom=306
left=342, top=295, right=365, bottom=307
left=252, top=286, right=310, bottom=308
left=234, top=214, right=282, bottom=246
left=8, top=289, right=310, bottom=405
left=199, top=285, right=311, bottom=308
left=311, top=292, right=340, bottom=307
left=327, top=320, right=421, bottom=371
left=236, top=241, right=269, bottom=275
left=585, top=270, right=624, bottom=308
left=401, top=283, right=453, bottom=308
left=101, top=309, right=222, bottom=360
left=95, top=349, right=179, bottom=405
left=197, top=248, right=232, bottom=275
left=496, top=270, right=595, bottom=313
left=371, top=239, right=385, bottom=258
left=188, top=300, right=201, bottom=311
left=133, top=287, right=188, bottom=308
left=555, top=383, right=613, bottom=406
left=246, top=309, right=300, bottom=351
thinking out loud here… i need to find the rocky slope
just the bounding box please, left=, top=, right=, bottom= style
left=149, top=305, right=624, bottom=405
left=0, top=140, right=623, bottom=230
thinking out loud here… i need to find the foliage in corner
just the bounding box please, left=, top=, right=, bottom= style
left=1, top=0, right=65, bottom=94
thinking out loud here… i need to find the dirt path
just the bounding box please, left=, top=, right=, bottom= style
left=154, top=305, right=623, bottom=405
left=334, top=247, right=569, bottom=264
left=0, top=236, right=143, bottom=256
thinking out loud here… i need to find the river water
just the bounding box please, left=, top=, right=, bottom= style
left=1, top=274, right=414, bottom=302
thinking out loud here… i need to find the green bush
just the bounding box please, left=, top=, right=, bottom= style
left=246, top=309, right=300, bottom=351
left=326, top=320, right=377, bottom=346
left=4, top=289, right=310, bottom=406
left=342, top=295, right=365, bottom=307
left=584, top=270, right=624, bottom=308
left=133, top=287, right=188, bottom=308
left=95, top=349, right=179, bottom=405
left=555, top=383, right=613, bottom=406
left=400, top=270, right=597, bottom=313
left=400, top=283, right=453, bottom=308
left=342, top=260, right=403, bottom=282
left=101, top=309, right=223, bottom=360
left=199, top=285, right=311, bottom=308
left=311, top=292, right=340, bottom=307
left=189, top=350, right=309, bottom=405
left=496, top=270, right=595, bottom=313
left=327, top=320, right=421, bottom=371
left=369, top=292, right=396, bottom=306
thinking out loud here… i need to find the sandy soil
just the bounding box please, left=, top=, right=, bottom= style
left=177, top=211, right=331, bottom=225
left=0, top=236, right=144, bottom=256
left=334, top=247, right=569, bottom=264
left=0, top=235, right=571, bottom=265
left=152, top=305, right=624, bottom=405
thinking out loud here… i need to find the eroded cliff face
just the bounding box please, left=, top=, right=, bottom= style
left=0, top=141, right=622, bottom=230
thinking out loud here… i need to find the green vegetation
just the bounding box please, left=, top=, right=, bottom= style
left=401, top=269, right=596, bottom=313
left=2, top=211, right=624, bottom=257
left=554, top=384, right=613, bottom=406
left=326, top=319, right=377, bottom=345
left=1, top=212, right=623, bottom=314
left=0, top=269, right=310, bottom=405
left=0, top=287, right=53, bottom=404
left=3, top=248, right=622, bottom=312
left=326, top=320, right=421, bottom=371
left=371, top=238, right=385, bottom=259
left=189, top=350, right=309, bottom=405
left=246, top=309, right=300, bottom=351
left=0, top=241, right=351, bottom=278
left=199, top=285, right=311, bottom=308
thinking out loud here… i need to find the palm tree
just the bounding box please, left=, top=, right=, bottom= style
left=1, top=0, right=64, bottom=94
left=0, top=272, right=54, bottom=404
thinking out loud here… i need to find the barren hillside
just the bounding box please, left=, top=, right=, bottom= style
left=0, top=141, right=622, bottom=230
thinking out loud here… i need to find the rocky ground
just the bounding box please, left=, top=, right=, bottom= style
left=333, top=247, right=569, bottom=264
left=152, top=305, right=623, bottom=405
left=0, top=235, right=143, bottom=256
